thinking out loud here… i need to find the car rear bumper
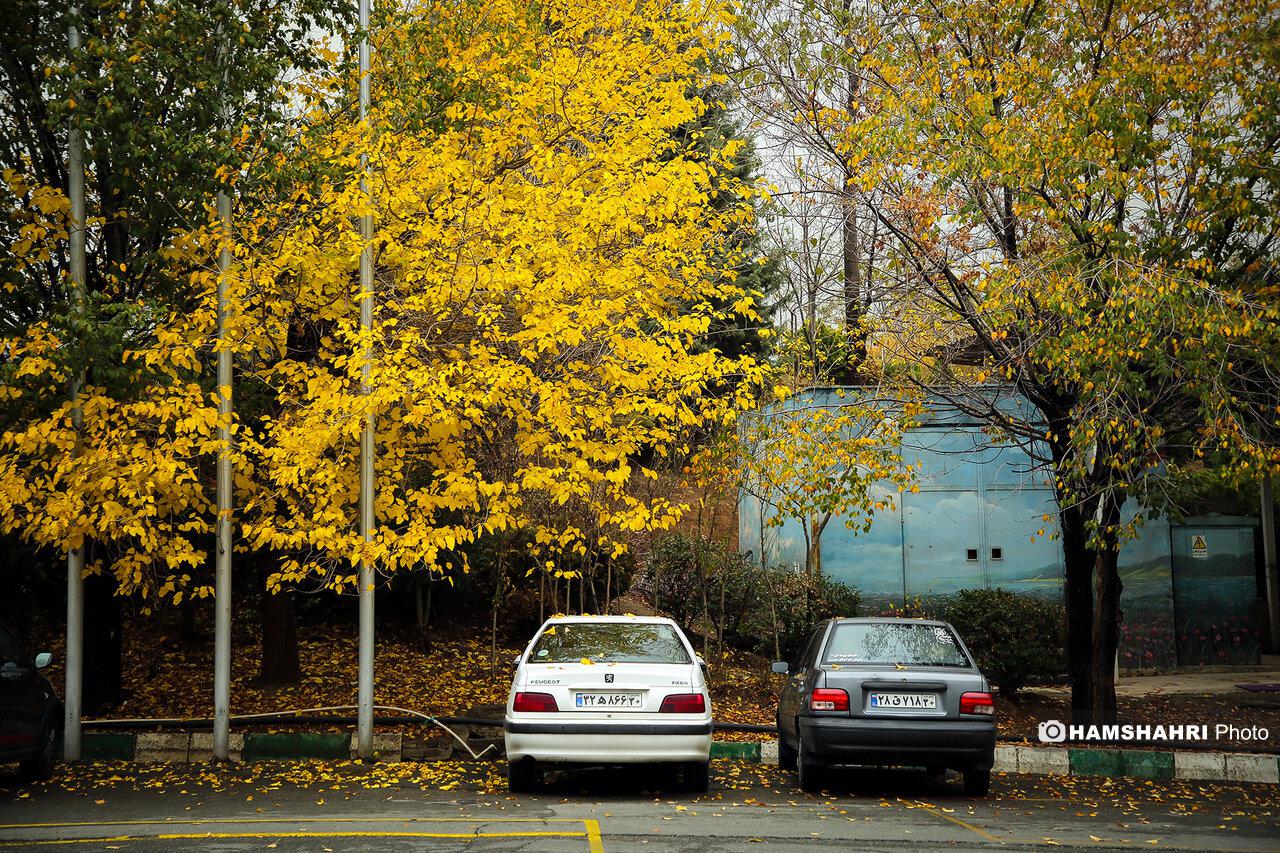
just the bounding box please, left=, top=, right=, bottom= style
left=799, top=715, right=995, bottom=770
left=504, top=719, right=712, bottom=763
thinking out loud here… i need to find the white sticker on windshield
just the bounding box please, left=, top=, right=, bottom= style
left=934, top=628, right=954, bottom=644
left=828, top=653, right=861, bottom=662
left=536, top=649, right=548, bottom=657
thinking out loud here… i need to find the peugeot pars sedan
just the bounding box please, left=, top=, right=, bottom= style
left=773, top=617, right=996, bottom=794
left=504, top=615, right=712, bottom=792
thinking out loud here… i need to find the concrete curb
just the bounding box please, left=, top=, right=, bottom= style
left=75, top=733, right=1280, bottom=783
left=741, top=739, right=1280, bottom=784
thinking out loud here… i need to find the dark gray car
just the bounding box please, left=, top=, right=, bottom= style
left=0, top=622, right=61, bottom=780
left=773, top=617, right=996, bottom=795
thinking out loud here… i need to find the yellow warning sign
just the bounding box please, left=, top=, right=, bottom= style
left=1191, top=533, right=1208, bottom=559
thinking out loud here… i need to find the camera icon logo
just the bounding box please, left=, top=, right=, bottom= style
left=1038, top=719, right=1067, bottom=743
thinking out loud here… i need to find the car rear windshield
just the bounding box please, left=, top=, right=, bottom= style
left=822, top=622, right=969, bottom=667
left=528, top=623, right=691, bottom=665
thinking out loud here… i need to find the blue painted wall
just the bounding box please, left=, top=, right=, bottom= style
left=738, top=389, right=1259, bottom=669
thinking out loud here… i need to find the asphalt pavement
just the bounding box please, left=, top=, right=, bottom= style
left=1, top=759, right=1276, bottom=852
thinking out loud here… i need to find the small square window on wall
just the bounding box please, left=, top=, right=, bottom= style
left=965, top=548, right=979, bottom=561
left=990, top=547, right=1003, bottom=561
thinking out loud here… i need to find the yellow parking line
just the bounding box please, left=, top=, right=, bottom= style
left=0, top=816, right=586, bottom=830
left=918, top=806, right=1002, bottom=842
left=584, top=818, right=605, bottom=853
left=0, top=830, right=587, bottom=847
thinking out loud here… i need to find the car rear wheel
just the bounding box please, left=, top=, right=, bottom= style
left=796, top=735, right=823, bottom=793
left=681, top=760, right=709, bottom=793
left=777, top=734, right=798, bottom=771
left=507, top=760, right=542, bottom=793
left=19, top=722, right=60, bottom=782
left=962, top=767, right=990, bottom=796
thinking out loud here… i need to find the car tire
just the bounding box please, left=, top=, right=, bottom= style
left=19, top=721, right=61, bottom=782
left=796, top=734, right=823, bottom=793
left=777, top=735, right=798, bottom=771
left=962, top=767, right=990, bottom=796
left=682, top=760, right=710, bottom=793
left=507, top=760, right=541, bottom=793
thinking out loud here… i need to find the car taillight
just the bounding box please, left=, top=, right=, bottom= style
left=810, top=688, right=849, bottom=711
left=960, top=692, right=994, bottom=715
left=513, top=692, right=558, bottom=712
left=659, top=693, right=706, bottom=713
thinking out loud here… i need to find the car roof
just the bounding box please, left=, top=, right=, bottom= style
left=829, top=617, right=952, bottom=627
left=542, top=615, right=675, bottom=625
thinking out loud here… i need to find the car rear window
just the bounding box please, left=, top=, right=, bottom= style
left=528, top=623, right=691, bottom=664
left=822, top=623, right=969, bottom=667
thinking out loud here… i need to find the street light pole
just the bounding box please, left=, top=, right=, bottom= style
left=209, top=18, right=236, bottom=765
left=64, top=7, right=86, bottom=764
left=212, top=186, right=234, bottom=761
left=356, top=0, right=376, bottom=762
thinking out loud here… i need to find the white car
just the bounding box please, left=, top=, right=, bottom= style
left=504, top=615, right=713, bottom=792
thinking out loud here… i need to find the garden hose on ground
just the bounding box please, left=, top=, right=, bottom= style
left=83, top=704, right=498, bottom=759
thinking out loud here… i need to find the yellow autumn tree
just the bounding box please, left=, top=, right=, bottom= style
left=0, top=0, right=767, bottom=607
left=210, top=0, right=767, bottom=592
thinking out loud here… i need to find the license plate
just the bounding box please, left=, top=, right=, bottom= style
left=869, top=692, right=937, bottom=710
left=575, top=692, right=643, bottom=709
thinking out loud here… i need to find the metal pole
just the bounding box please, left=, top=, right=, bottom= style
left=212, top=188, right=234, bottom=761
left=356, top=0, right=376, bottom=762
left=64, top=8, right=86, bottom=763
left=1262, top=471, right=1279, bottom=654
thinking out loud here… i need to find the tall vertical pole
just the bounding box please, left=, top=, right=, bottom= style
left=64, top=8, right=86, bottom=763
left=211, top=187, right=234, bottom=760
left=356, top=0, right=376, bottom=762
left=1262, top=472, right=1279, bottom=654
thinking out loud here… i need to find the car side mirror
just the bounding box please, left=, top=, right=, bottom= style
left=34, top=652, right=52, bottom=670
left=770, top=660, right=789, bottom=675
left=511, top=655, right=522, bottom=670
left=696, top=655, right=708, bottom=674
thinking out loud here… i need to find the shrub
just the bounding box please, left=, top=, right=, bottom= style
left=645, top=535, right=860, bottom=660
left=645, top=534, right=708, bottom=632
left=742, top=567, right=861, bottom=662
left=938, top=588, right=1065, bottom=699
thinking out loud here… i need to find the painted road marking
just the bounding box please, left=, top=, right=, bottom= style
left=0, top=817, right=606, bottom=851
left=917, top=805, right=1003, bottom=843
left=0, top=817, right=589, bottom=830
left=0, top=831, right=587, bottom=847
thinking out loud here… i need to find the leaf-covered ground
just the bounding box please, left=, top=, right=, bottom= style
left=35, top=618, right=779, bottom=737
left=34, top=617, right=1280, bottom=742
left=9, top=758, right=1279, bottom=819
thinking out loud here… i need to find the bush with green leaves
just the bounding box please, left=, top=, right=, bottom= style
left=645, top=534, right=860, bottom=659
left=644, top=534, right=711, bottom=633
left=740, top=566, right=861, bottom=662
left=939, top=588, right=1065, bottom=699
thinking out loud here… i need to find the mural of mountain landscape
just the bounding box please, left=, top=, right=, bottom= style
left=738, top=391, right=1261, bottom=670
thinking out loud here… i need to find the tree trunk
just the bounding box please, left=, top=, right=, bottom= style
left=416, top=575, right=432, bottom=651
left=82, top=569, right=122, bottom=712
left=491, top=551, right=505, bottom=675
left=604, top=558, right=612, bottom=615
left=836, top=3, right=865, bottom=385
left=1059, top=500, right=1095, bottom=723
left=716, top=563, right=728, bottom=661
left=179, top=591, right=201, bottom=647
left=258, top=582, right=301, bottom=685
left=1089, top=497, right=1125, bottom=725
left=1090, top=549, right=1123, bottom=725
